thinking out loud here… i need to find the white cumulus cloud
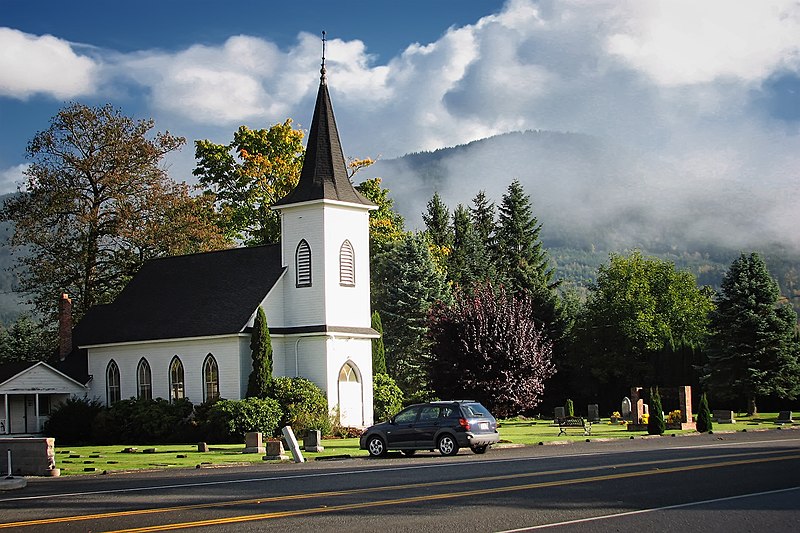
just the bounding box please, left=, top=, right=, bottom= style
left=0, top=28, right=98, bottom=99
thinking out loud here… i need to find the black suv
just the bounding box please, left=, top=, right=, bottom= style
left=360, top=400, right=500, bottom=457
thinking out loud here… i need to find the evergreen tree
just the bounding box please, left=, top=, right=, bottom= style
left=469, top=190, right=496, bottom=255
left=372, top=233, right=449, bottom=397
left=696, top=392, right=713, bottom=433
left=246, top=307, right=272, bottom=398
left=449, top=204, right=492, bottom=288
left=495, top=180, right=556, bottom=295
left=564, top=398, right=574, bottom=417
left=371, top=311, right=387, bottom=375
left=647, top=387, right=666, bottom=435
left=422, top=192, right=452, bottom=272
left=702, top=253, right=800, bottom=415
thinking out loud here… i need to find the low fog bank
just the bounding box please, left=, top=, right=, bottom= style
left=370, top=130, right=800, bottom=258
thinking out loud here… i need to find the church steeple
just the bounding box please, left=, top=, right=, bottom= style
left=274, top=33, right=375, bottom=208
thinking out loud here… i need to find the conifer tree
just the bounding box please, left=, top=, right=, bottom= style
left=469, top=190, right=496, bottom=255
left=702, top=252, right=800, bottom=415
left=246, top=307, right=272, bottom=398
left=371, top=311, right=387, bottom=375
left=696, top=392, right=713, bottom=433
left=449, top=204, right=493, bottom=288
left=495, top=180, right=555, bottom=294
left=422, top=192, right=453, bottom=272
left=647, top=387, right=666, bottom=435
left=372, top=233, right=449, bottom=397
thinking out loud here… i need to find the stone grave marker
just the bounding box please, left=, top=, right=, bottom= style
left=776, top=411, right=794, bottom=424
left=621, top=397, right=632, bottom=419
left=243, top=432, right=266, bottom=454
left=303, top=430, right=325, bottom=453
left=587, top=404, right=600, bottom=422
left=712, top=410, right=735, bottom=424
left=554, top=406, right=566, bottom=420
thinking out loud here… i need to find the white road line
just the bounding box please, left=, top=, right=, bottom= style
left=1, top=436, right=797, bottom=503
left=494, top=486, right=800, bottom=532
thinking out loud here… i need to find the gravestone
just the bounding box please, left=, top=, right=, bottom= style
left=621, top=397, right=632, bottom=419
left=712, top=410, right=735, bottom=424
left=587, top=404, right=600, bottom=422
left=197, top=442, right=209, bottom=452
left=282, top=426, right=305, bottom=463
left=243, top=432, right=266, bottom=454
left=776, top=411, right=794, bottom=424
left=554, top=406, right=566, bottom=420
left=303, top=430, right=325, bottom=453
left=262, top=440, right=289, bottom=461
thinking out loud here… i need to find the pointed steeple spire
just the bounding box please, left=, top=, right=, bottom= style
left=274, top=33, right=375, bottom=208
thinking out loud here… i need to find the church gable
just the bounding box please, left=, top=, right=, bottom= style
left=0, top=362, right=87, bottom=395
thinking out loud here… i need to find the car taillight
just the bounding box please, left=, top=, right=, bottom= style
left=459, top=418, right=471, bottom=431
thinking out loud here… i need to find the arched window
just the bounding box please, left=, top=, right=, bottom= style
left=339, top=239, right=355, bottom=286
left=338, top=361, right=360, bottom=383
left=169, top=356, right=185, bottom=402
left=137, top=358, right=152, bottom=400
left=296, top=239, right=312, bottom=287
left=203, top=354, right=220, bottom=403
left=106, top=360, right=121, bottom=405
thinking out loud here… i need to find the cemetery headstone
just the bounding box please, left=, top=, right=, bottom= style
left=776, top=411, right=794, bottom=424
left=243, top=432, right=266, bottom=454
left=554, top=406, right=566, bottom=420
left=587, top=404, right=600, bottom=422
left=712, top=410, right=735, bottom=424
left=303, top=430, right=325, bottom=453
left=621, top=397, right=632, bottom=419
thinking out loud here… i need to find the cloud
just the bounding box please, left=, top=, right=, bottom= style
left=0, top=28, right=98, bottom=99
left=0, top=164, right=27, bottom=195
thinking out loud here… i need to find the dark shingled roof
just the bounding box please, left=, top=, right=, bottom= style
left=274, top=81, right=375, bottom=207
left=73, top=245, right=285, bottom=346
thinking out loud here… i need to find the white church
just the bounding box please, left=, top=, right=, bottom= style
left=0, top=64, right=378, bottom=434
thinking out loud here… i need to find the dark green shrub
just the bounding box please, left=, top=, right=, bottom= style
left=204, top=397, right=282, bottom=443
left=42, top=396, right=103, bottom=445
left=565, top=398, right=574, bottom=417
left=648, top=387, right=666, bottom=435
left=696, top=392, right=713, bottom=433
left=373, top=373, right=403, bottom=422
left=268, top=377, right=331, bottom=437
left=91, top=397, right=194, bottom=444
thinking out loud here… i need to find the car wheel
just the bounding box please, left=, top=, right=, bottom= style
left=401, top=449, right=417, bottom=456
left=470, top=445, right=488, bottom=454
left=437, top=434, right=459, bottom=456
left=367, top=435, right=387, bottom=457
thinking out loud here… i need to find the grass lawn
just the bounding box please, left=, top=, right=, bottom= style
left=53, top=412, right=797, bottom=476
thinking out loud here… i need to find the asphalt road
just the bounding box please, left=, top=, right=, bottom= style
left=1, top=429, right=798, bottom=532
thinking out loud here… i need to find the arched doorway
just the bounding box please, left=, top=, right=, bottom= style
left=337, top=361, right=363, bottom=427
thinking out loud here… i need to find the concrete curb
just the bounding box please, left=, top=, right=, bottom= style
left=0, top=477, right=27, bottom=491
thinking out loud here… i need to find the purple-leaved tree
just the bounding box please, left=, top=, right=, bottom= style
left=428, top=283, right=556, bottom=417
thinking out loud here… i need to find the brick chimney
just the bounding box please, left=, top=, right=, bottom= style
left=58, top=293, right=73, bottom=361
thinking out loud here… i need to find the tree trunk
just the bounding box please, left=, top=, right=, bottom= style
left=746, top=395, right=757, bottom=417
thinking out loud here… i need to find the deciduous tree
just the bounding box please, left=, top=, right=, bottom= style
left=1, top=103, right=227, bottom=324
left=194, top=121, right=304, bottom=245
left=429, top=283, right=556, bottom=417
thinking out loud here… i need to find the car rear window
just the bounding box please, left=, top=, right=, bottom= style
left=461, top=403, right=491, bottom=418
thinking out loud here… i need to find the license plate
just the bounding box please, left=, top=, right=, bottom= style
left=479, top=422, right=489, bottom=430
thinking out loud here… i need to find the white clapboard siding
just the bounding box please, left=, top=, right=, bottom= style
left=0, top=363, right=87, bottom=395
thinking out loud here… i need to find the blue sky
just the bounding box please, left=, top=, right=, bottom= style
left=1, top=0, right=799, bottom=249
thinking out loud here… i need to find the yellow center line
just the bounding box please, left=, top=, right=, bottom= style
left=0, top=448, right=796, bottom=530
left=104, top=453, right=800, bottom=533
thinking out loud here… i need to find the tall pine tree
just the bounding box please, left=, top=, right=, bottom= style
left=470, top=190, right=496, bottom=255
left=449, top=204, right=493, bottom=288
left=372, top=233, right=449, bottom=398
left=495, top=180, right=555, bottom=294
left=702, top=253, right=800, bottom=415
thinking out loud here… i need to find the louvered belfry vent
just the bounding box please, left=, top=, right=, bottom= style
left=339, top=239, right=355, bottom=286
left=296, top=239, right=312, bottom=287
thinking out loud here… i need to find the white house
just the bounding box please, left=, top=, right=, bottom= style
left=0, top=65, right=378, bottom=434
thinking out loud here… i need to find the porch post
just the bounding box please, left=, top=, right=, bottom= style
left=3, top=394, right=7, bottom=434
left=34, top=393, right=40, bottom=433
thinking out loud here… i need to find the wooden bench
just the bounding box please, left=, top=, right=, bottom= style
left=556, top=416, right=592, bottom=436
